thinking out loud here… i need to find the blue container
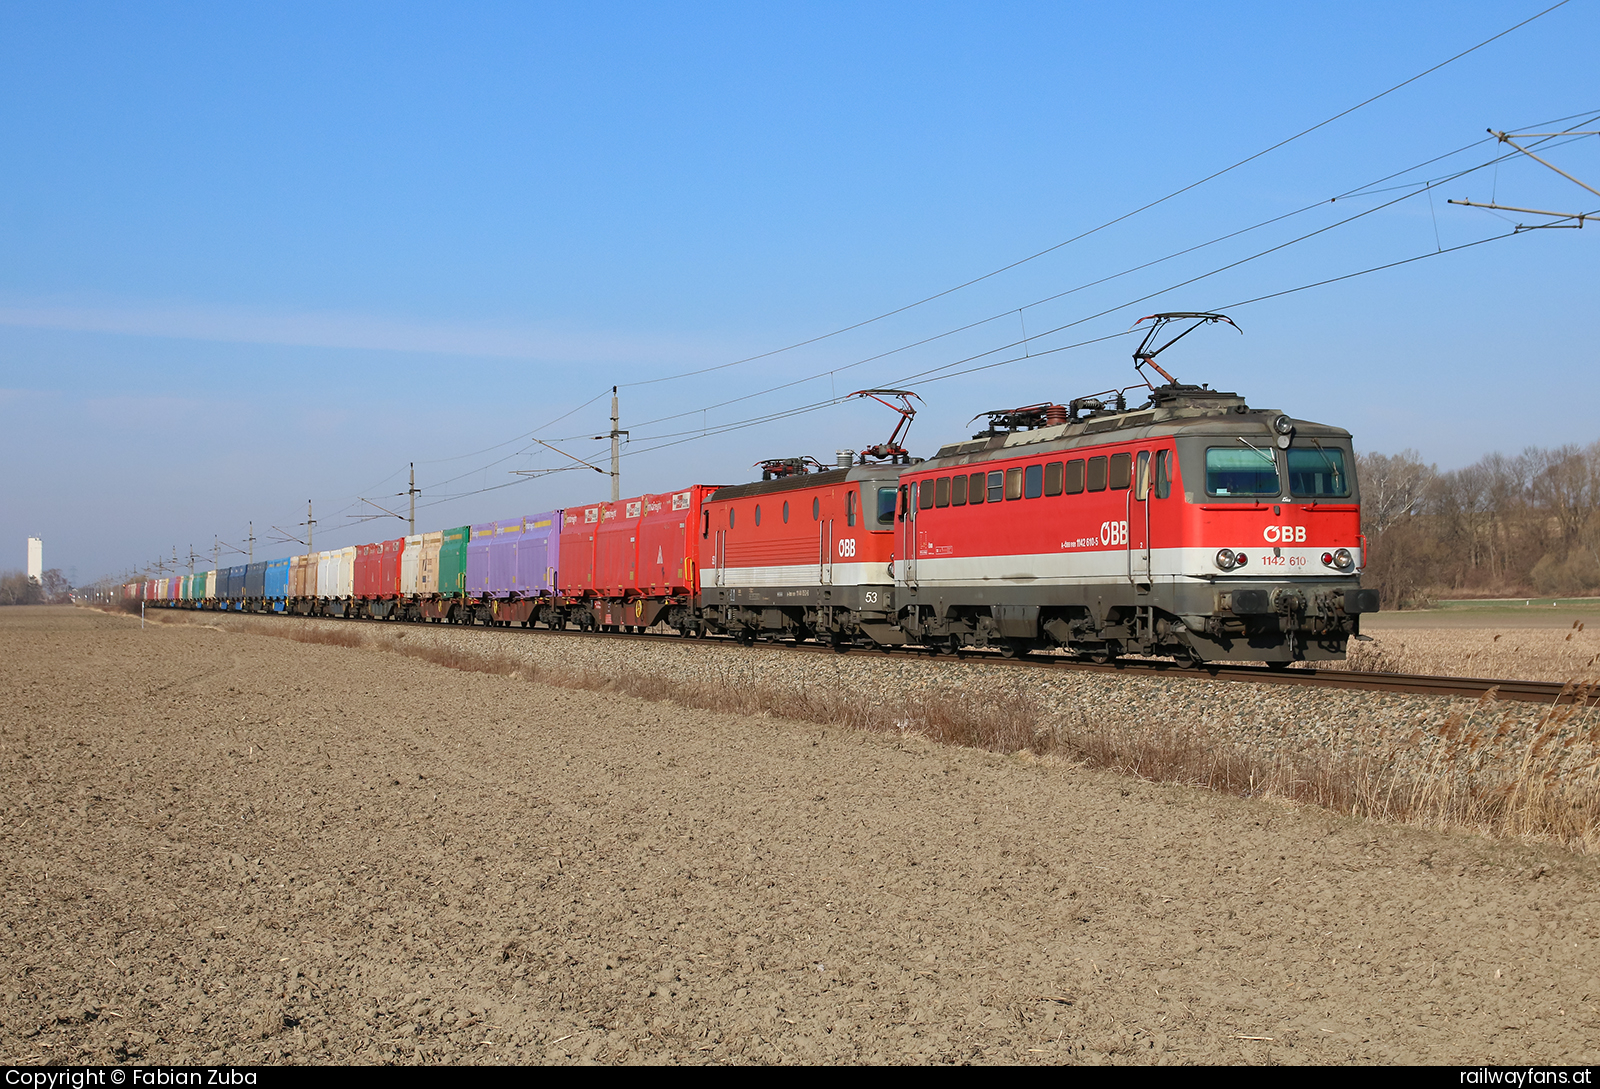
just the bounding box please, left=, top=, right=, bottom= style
left=265, top=557, right=289, bottom=606
left=245, top=562, right=267, bottom=600
left=225, top=565, right=248, bottom=604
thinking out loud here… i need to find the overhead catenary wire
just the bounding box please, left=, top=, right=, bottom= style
left=411, top=144, right=1576, bottom=509
left=615, top=0, right=1573, bottom=391
left=599, top=223, right=1534, bottom=466
left=601, top=125, right=1597, bottom=452
left=582, top=117, right=1599, bottom=443
left=396, top=106, right=1600, bottom=516
left=257, top=105, right=1594, bottom=535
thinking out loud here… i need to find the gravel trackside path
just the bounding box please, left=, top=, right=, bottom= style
left=3, top=605, right=1599, bottom=1065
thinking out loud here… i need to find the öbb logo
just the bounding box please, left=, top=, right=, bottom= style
left=1263, top=525, right=1306, bottom=543
left=1100, top=521, right=1128, bottom=546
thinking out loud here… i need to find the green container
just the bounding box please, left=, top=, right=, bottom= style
left=439, top=526, right=470, bottom=597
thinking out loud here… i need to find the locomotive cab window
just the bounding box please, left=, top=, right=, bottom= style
left=1207, top=446, right=1280, bottom=496
left=918, top=481, right=935, bottom=510
left=813, top=497, right=820, bottom=521
left=1287, top=446, right=1350, bottom=498
left=935, top=476, right=950, bottom=508
left=1086, top=456, right=1107, bottom=492
left=702, top=511, right=710, bottom=538
left=847, top=490, right=857, bottom=526
left=754, top=504, right=761, bottom=526
left=877, top=487, right=897, bottom=525
left=951, top=474, right=968, bottom=506
left=782, top=500, right=789, bottom=524
left=970, top=471, right=987, bottom=504
left=986, top=471, right=1003, bottom=503
left=1024, top=464, right=1043, bottom=499
left=1154, top=449, right=1172, bottom=499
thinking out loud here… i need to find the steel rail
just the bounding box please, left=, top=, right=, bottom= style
left=181, top=605, right=1594, bottom=707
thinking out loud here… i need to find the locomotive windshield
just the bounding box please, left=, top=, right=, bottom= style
left=1286, top=446, right=1350, bottom=498
left=877, top=487, right=897, bottom=526
left=1205, top=446, right=1280, bottom=496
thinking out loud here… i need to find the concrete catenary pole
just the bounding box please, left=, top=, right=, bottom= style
left=611, top=388, right=621, bottom=501
left=602, top=387, right=629, bottom=501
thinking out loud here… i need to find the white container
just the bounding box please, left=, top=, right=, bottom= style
left=336, top=547, right=357, bottom=598
left=317, top=550, right=335, bottom=600
left=400, top=534, right=422, bottom=596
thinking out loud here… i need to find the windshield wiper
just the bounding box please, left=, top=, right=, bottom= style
left=1236, top=435, right=1276, bottom=464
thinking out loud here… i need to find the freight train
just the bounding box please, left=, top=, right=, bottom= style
left=126, top=316, right=1377, bottom=665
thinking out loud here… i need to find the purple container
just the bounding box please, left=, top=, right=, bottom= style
left=466, top=522, right=495, bottom=595
left=515, top=511, right=561, bottom=597
left=488, top=520, right=522, bottom=597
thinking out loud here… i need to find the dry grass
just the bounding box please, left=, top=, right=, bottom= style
left=184, top=613, right=1600, bottom=853
left=1048, top=688, right=1600, bottom=853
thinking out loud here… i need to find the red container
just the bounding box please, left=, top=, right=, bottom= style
left=637, top=487, right=718, bottom=596
left=558, top=485, right=720, bottom=601
left=354, top=542, right=383, bottom=599
left=379, top=537, right=404, bottom=599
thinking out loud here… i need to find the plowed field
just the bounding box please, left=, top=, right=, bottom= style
left=3, top=606, right=1597, bottom=1065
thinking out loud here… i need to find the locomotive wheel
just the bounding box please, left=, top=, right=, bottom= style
left=1266, top=660, right=1292, bottom=672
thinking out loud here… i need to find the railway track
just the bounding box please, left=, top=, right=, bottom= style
left=183, top=606, right=1596, bottom=707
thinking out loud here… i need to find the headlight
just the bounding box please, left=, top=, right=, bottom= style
left=1215, top=548, right=1237, bottom=571
left=1273, top=415, right=1294, bottom=435
left=1333, top=548, right=1353, bottom=571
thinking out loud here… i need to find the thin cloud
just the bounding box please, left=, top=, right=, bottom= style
left=0, top=298, right=734, bottom=366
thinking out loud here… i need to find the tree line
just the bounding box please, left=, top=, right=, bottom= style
left=0, top=569, right=72, bottom=606
left=1358, top=441, right=1600, bottom=608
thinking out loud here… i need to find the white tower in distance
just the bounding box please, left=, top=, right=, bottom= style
left=27, top=537, right=42, bottom=581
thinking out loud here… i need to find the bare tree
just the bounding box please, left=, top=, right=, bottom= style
left=39, top=569, right=72, bottom=604
left=1529, top=443, right=1600, bottom=552
left=1357, top=450, right=1435, bottom=536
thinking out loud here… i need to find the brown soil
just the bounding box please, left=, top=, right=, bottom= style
left=4, top=605, right=1599, bottom=1065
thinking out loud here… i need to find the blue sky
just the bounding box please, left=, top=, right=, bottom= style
left=1, top=2, right=1595, bottom=582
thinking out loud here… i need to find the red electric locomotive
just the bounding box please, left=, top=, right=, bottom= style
left=698, top=452, right=901, bottom=646
left=891, top=314, right=1375, bottom=664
